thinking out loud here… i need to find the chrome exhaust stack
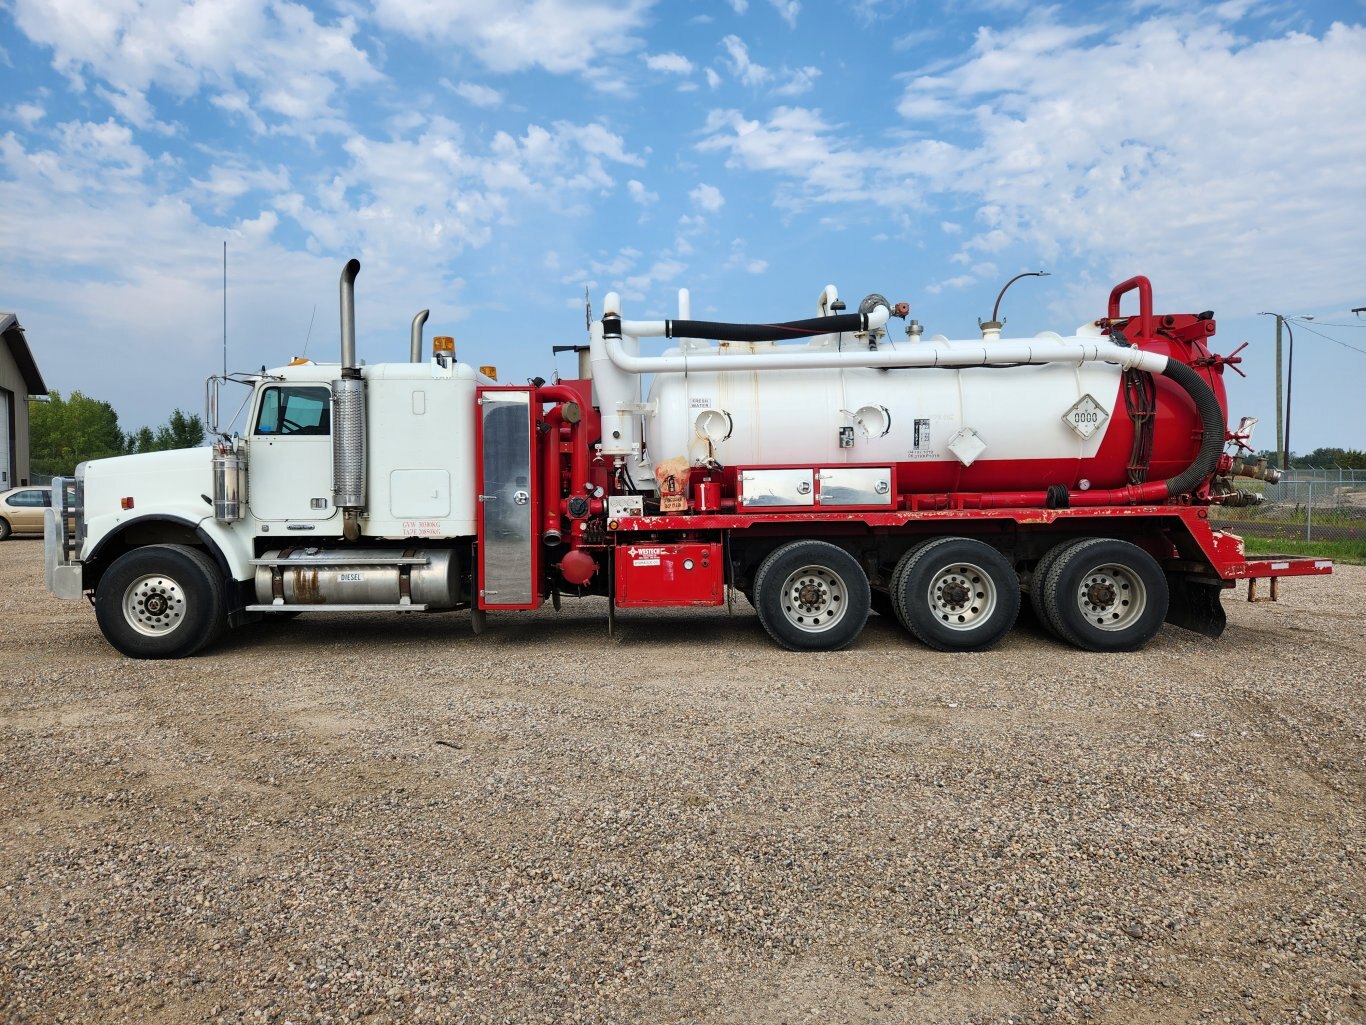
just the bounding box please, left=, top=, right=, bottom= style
left=410, top=309, right=430, bottom=363
left=333, top=259, right=366, bottom=540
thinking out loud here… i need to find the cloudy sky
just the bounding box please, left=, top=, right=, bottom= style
left=2, top=0, right=1363, bottom=455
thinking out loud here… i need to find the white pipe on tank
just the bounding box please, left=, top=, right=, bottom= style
left=678, top=288, right=691, bottom=320
left=818, top=284, right=838, bottom=317
left=605, top=332, right=1169, bottom=376
left=589, top=314, right=641, bottom=458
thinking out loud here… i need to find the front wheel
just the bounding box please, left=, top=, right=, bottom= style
left=753, top=540, right=870, bottom=652
left=893, top=537, right=1019, bottom=652
left=1042, top=538, right=1168, bottom=652
left=94, top=545, right=227, bottom=659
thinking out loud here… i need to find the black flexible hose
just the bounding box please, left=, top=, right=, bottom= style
left=663, top=312, right=877, bottom=341
left=1160, top=359, right=1225, bottom=498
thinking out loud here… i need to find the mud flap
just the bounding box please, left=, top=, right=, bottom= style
left=1165, top=575, right=1227, bottom=638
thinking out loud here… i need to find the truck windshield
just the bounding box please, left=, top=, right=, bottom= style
left=254, top=386, right=331, bottom=436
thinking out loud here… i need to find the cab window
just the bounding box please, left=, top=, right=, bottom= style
left=254, top=387, right=331, bottom=436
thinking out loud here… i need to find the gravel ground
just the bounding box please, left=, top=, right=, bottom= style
left=1, top=538, right=1361, bottom=1025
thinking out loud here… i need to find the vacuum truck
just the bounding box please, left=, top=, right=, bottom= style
left=43, top=261, right=1330, bottom=658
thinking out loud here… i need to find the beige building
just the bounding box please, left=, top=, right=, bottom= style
left=1, top=313, right=49, bottom=488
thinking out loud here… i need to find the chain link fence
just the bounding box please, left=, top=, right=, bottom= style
left=1212, top=467, right=1366, bottom=542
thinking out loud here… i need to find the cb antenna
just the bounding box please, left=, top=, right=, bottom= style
left=222, top=241, right=228, bottom=377
left=301, top=304, right=317, bottom=358
left=584, top=285, right=592, bottom=338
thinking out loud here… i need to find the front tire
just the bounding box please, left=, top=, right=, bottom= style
left=1042, top=538, right=1167, bottom=652
left=94, top=545, right=227, bottom=659
left=753, top=540, right=870, bottom=652
left=893, top=537, right=1019, bottom=652
left=0, top=518, right=11, bottom=541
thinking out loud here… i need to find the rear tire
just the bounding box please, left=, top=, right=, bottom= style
left=893, top=537, right=1019, bottom=652
left=1028, top=541, right=1072, bottom=636
left=753, top=540, right=870, bottom=652
left=94, top=545, right=226, bottom=659
left=0, top=518, right=10, bottom=541
left=1042, top=538, right=1167, bottom=652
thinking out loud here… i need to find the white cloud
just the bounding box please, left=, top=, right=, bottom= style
left=705, top=67, right=722, bottom=89
left=727, top=0, right=748, bottom=12
left=371, top=0, right=653, bottom=77
left=697, top=106, right=874, bottom=205
left=689, top=182, right=725, bottom=212
left=624, top=258, right=686, bottom=293
left=894, top=15, right=1366, bottom=311
left=725, top=238, right=767, bottom=274
left=449, top=81, right=503, bottom=109
left=773, top=65, right=820, bottom=96
left=644, top=52, right=694, bottom=74
left=12, top=0, right=380, bottom=130
left=720, top=35, right=769, bottom=86
left=0, top=106, right=650, bottom=424
left=13, top=102, right=46, bottom=127
left=627, top=179, right=658, bottom=205
left=769, top=0, right=799, bottom=28
left=695, top=13, right=1366, bottom=316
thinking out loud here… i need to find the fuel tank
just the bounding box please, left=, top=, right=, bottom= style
left=254, top=548, right=462, bottom=608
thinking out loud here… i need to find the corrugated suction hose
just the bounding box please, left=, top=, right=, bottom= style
left=1160, top=359, right=1225, bottom=499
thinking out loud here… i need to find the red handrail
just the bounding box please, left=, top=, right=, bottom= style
left=1108, top=276, right=1154, bottom=339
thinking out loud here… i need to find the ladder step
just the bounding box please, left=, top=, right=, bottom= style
left=250, top=555, right=431, bottom=567
left=244, top=603, right=431, bottom=613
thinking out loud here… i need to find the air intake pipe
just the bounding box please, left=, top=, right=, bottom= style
left=333, top=259, right=366, bottom=540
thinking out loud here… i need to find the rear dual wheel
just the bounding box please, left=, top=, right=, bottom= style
left=1039, top=538, right=1168, bottom=652
left=890, top=537, right=1019, bottom=652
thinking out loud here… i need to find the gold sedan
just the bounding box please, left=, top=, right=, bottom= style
left=0, top=486, right=55, bottom=540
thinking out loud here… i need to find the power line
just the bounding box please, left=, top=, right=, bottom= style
left=1291, top=320, right=1366, bottom=357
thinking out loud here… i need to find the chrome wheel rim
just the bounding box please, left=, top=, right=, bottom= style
left=122, top=574, right=188, bottom=637
left=926, top=561, right=997, bottom=631
left=779, top=564, right=848, bottom=633
left=1075, top=563, right=1146, bottom=631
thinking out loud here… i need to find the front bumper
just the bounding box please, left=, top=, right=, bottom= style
left=44, top=476, right=85, bottom=600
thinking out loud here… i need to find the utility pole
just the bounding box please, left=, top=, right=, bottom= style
left=1259, top=312, right=1313, bottom=472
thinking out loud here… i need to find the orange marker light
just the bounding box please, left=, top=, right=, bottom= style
left=432, top=335, right=455, bottom=356
left=480, top=365, right=498, bottom=381
left=121, top=497, right=135, bottom=510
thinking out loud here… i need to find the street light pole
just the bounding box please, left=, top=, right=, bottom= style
left=1284, top=318, right=1296, bottom=470
left=979, top=271, right=1049, bottom=335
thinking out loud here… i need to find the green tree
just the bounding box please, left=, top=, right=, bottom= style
left=124, top=426, right=156, bottom=455
left=29, top=391, right=126, bottom=477
left=123, top=409, right=206, bottom=454
left=163, top=408, right=206, bottom=449
left=1293, top=447, right=1366, bottom=469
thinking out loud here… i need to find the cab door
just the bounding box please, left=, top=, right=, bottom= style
left=476, top=387, right=540, bottom=609
left=247, top=384, right=338, bottom=526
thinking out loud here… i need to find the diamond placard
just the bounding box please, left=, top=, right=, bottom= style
left=1063, top=394, right=1110, bottom=440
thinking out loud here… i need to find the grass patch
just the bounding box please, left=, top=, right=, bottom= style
left=1242, top=536, right=1366, bottom=565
